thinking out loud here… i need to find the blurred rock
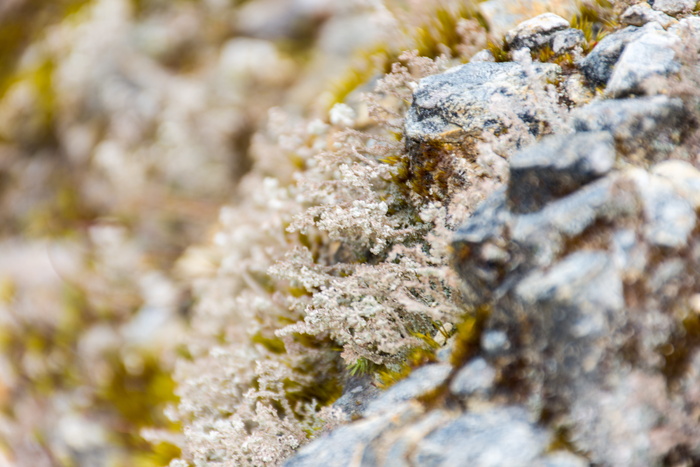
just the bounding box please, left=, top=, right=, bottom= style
left=504, top=13, right=570, bottom=50
left=579, top=23, right=662, bottom=86
left=507, top=131, right=615, bottom=213
left=605, top=28, right=680, bottom=97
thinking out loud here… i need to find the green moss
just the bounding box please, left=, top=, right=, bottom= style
left=570, top=0, right=617, bottom=53
left=411, top=5, right=487, bottom=60
left=449, top=305, right=491, bottom=367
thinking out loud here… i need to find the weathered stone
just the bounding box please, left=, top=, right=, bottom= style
left=450, top=357, right=496, bottom=397
left=651, top=0, right=697, bottom=16
left=479, top=0, right=579, bottom=39
left=579, top=23, right=662, bottom=86
left=652, top=159, right=700, bottom=208
left=364, top=364, right=452, bottom=416
left=606, top=29, right=680, bottom=97
left=505, top=13, right=570, bottom=50
left=549, top=28, right=586, bottom=55
left=405, top=62, right=560, bottom=145
left=629, top=168, right=696, bottom=248
left=284, top=404, right=418, bottom=467
left=470, top=49, right=495, bottom=62
left=412, top=407, right=551, bottom=466
left=620, top=2, right=678, bottom=28
left=510, top=174, right=637, bottom=267
left=570, top=95, right=688, bottom=161
left=507, top=132, right=615, bottom=213
left=332, top=376, right=381, bottom=420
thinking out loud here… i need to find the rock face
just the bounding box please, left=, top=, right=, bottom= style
left=285, top=9, right=700, bottom=467
left=404, top=61, right=559, bottom=145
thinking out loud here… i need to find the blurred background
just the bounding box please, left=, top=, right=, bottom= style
left=0, top=0, right=388, bottom=464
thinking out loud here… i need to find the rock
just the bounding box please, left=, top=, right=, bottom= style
left=652, top=160, right=700, bottom=208
left=332, top=376, right=381, bottom=420
left=364, top=364, right=452, bottom=416
left=579, top=23, right=662, bottom=86
left=504, top=13, right=570, bottom=50
left=470, top=49, right=495, bottom=62
left=284, top=404, right=418, bottom=467
left=605, top=28, right=680, bottom=97
left=669, top=15, right=700, bottom=43
left=412, top=407, right=551, bottom=467
left=513, top=250, right=625, bottom=393
left=629, top=168, right=696, bottom=249
left=507, top=131, right=615, bottom=213
left=481, top=330, right=511, bottom=355
left=549, top=28, right=586, bottom=55
left=620, top=3, right=677, bottom=28
left=510, top=174, right=637, bottom=267
left=651, top=0, right=697, bottom=16
left=570, top=95, right=688, bottom=161
left=405, top=62, right=560, bottom=145
left=449, top=357, right=496, bottom=397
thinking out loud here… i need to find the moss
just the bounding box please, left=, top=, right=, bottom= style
left=486, top=38, right=510, bottom=62
left=411, top=5, right=487, bottom=60
left=570, top=0, right=617, bottom=53
left=96, top=352, right=181, bottom=465
left=449, top=305, right=491, bottom=367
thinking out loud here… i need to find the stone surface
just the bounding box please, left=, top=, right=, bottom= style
left=605, top=28, right=680, bottom=97
left=620, top=3, right=677, bottom=28
left=570, top=95, right=688, bottom=161
left=507, top=131, right=615, bottom=213
left=505, top=13, right=570, bottom=50
left=364, top=364, right=452, bottom=416
left=449, top=357, right=496, bottom=397
left=405, top=62, right=560, bottom=144
left=412, top=407, right=551, bottom=467
left=579, top=23, right=662, bottom=86
left=651, top=0, right=697, bottom=16
left=549, top=28, right=586, bottom=55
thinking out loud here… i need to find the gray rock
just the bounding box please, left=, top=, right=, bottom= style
left=652, top=159, right=700, bottom=208
left=605, top=28, right=680, bottom=97
left=629, top=168, right=696, bottom=248
left=405, top=61, right=560, bottom=144
left=332, top=376, right=381, bottom=420
left=481, top=330, right=511, bottom=355
left=284, top=404, right=417, bottom=467
left=620, top=3, right=678, bottom=28
left=479, top=0, right=579, bottom=39
left=669, top=15, right=700, bottom=43
left=505, top=13, right=570, bottom=50
left=549, top=28, right=586, bottom=55
left=651, top=0, right=696, bottom=16
left=579, top=23, right=662, bottom=86
left=510, top=174, right=637, bottom=267
left=450, top=357, right=496, bottom=397
left=453, top=189, right=515, bottom=298
left=413, top=406, right=551, bottom=467
left=570, top=95, right=688, bottom=161
left=507, top=132, right=615, bottom=213
left=364, top=364, right=452, bottom=416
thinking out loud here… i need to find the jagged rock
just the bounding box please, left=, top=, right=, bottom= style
left=651, top=0, right=697, bottom=16
left=507, top=131, right=615, bottom=213
left=620, top=3, right=677, bottom=28
left=405, top=62, right=560, bottom=145
left=449, top=357, right=496, bottom=397
left=504, top=13, right=570, bottom=50
left=605, top=28, right=680, bottom=97
left=579, top=22, right=663, bottom=86
left=570, top=95, right=688, bottom=161
left=549, top=28, right=586, bottom=55
left=412, top=407, right=551, bottom=467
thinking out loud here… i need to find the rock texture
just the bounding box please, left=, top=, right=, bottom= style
left=285, top=7, right=700, bottom=467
